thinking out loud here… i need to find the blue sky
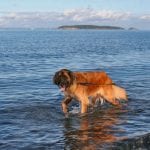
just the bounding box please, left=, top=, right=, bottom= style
left=0, top=0, right=149, bottom=13
left=0, top=0, right=150, bottom=29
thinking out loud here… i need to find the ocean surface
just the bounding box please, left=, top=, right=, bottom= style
left=0, top=30, right=150, bottom=149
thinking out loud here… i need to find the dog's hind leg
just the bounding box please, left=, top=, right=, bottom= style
left=91, top=94, right=105, bottom=107
left=107, top=98, right=122, bottom=108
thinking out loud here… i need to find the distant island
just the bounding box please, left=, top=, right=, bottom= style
left=128, top=27, right=138, bottom=31
left=58, top=25, right=125, bottom=30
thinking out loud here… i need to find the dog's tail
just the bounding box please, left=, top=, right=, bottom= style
left=112, top=85, right=127, bottom=101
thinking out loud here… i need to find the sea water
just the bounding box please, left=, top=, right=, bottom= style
left=0, top=30, right=150, bottom=149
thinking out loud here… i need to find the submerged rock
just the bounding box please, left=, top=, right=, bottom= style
left=113, top=133, right=150, bottom=149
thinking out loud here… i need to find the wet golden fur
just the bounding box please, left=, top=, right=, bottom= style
left=53, top=69, right=127, bottom=114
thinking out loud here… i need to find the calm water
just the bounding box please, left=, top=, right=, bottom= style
left=0, top=30, right=150, bottom=149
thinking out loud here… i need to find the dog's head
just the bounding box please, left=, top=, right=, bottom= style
left=53, top=69, right=74, bottom=92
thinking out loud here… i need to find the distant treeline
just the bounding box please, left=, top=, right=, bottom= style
left=58, top=25, right=125, bottom=30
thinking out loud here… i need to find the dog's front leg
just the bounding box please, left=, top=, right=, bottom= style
left=81, top=102, right=88, bottom=114
left=61, top=96, right=72, bottom=114
left=80, top=97, right=90, bottom=114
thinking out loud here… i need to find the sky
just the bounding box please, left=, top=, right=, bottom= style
left=0, top=0, right=150, bottom=29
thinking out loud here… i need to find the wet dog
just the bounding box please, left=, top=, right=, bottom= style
left=53, top=69, right=127, bottom=114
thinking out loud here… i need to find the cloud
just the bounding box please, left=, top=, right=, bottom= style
left=62, top=9, right=131, bottom=22
left=0, top=8, right=149, bottom=29
left=140, top=15, right=150, bottom=20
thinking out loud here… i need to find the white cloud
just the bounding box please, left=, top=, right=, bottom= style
left=0, top=8, right=149, bottom=29
left=62, top=9, right=131, bottom=22
left=140, top=15, right=150, bottom=20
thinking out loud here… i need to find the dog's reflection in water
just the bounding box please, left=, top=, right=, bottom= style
left=64, top=108, right=125, bottom=150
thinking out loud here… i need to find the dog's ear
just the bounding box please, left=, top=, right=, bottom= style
left=67, top=70, right=74, bottom=84
left=61, top=69, right=74, bottom=84
left=61, top=69, right=75, bottom=84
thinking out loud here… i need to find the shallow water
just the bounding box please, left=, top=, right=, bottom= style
left=0, top=30, right=150, bottom=149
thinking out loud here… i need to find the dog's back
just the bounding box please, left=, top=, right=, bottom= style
left=74, top=71, right=113, bottom=85
left=74, top=71, right=127, bottom=105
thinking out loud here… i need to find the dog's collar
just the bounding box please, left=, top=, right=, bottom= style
left=77, top=82, right=115, bottom=86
